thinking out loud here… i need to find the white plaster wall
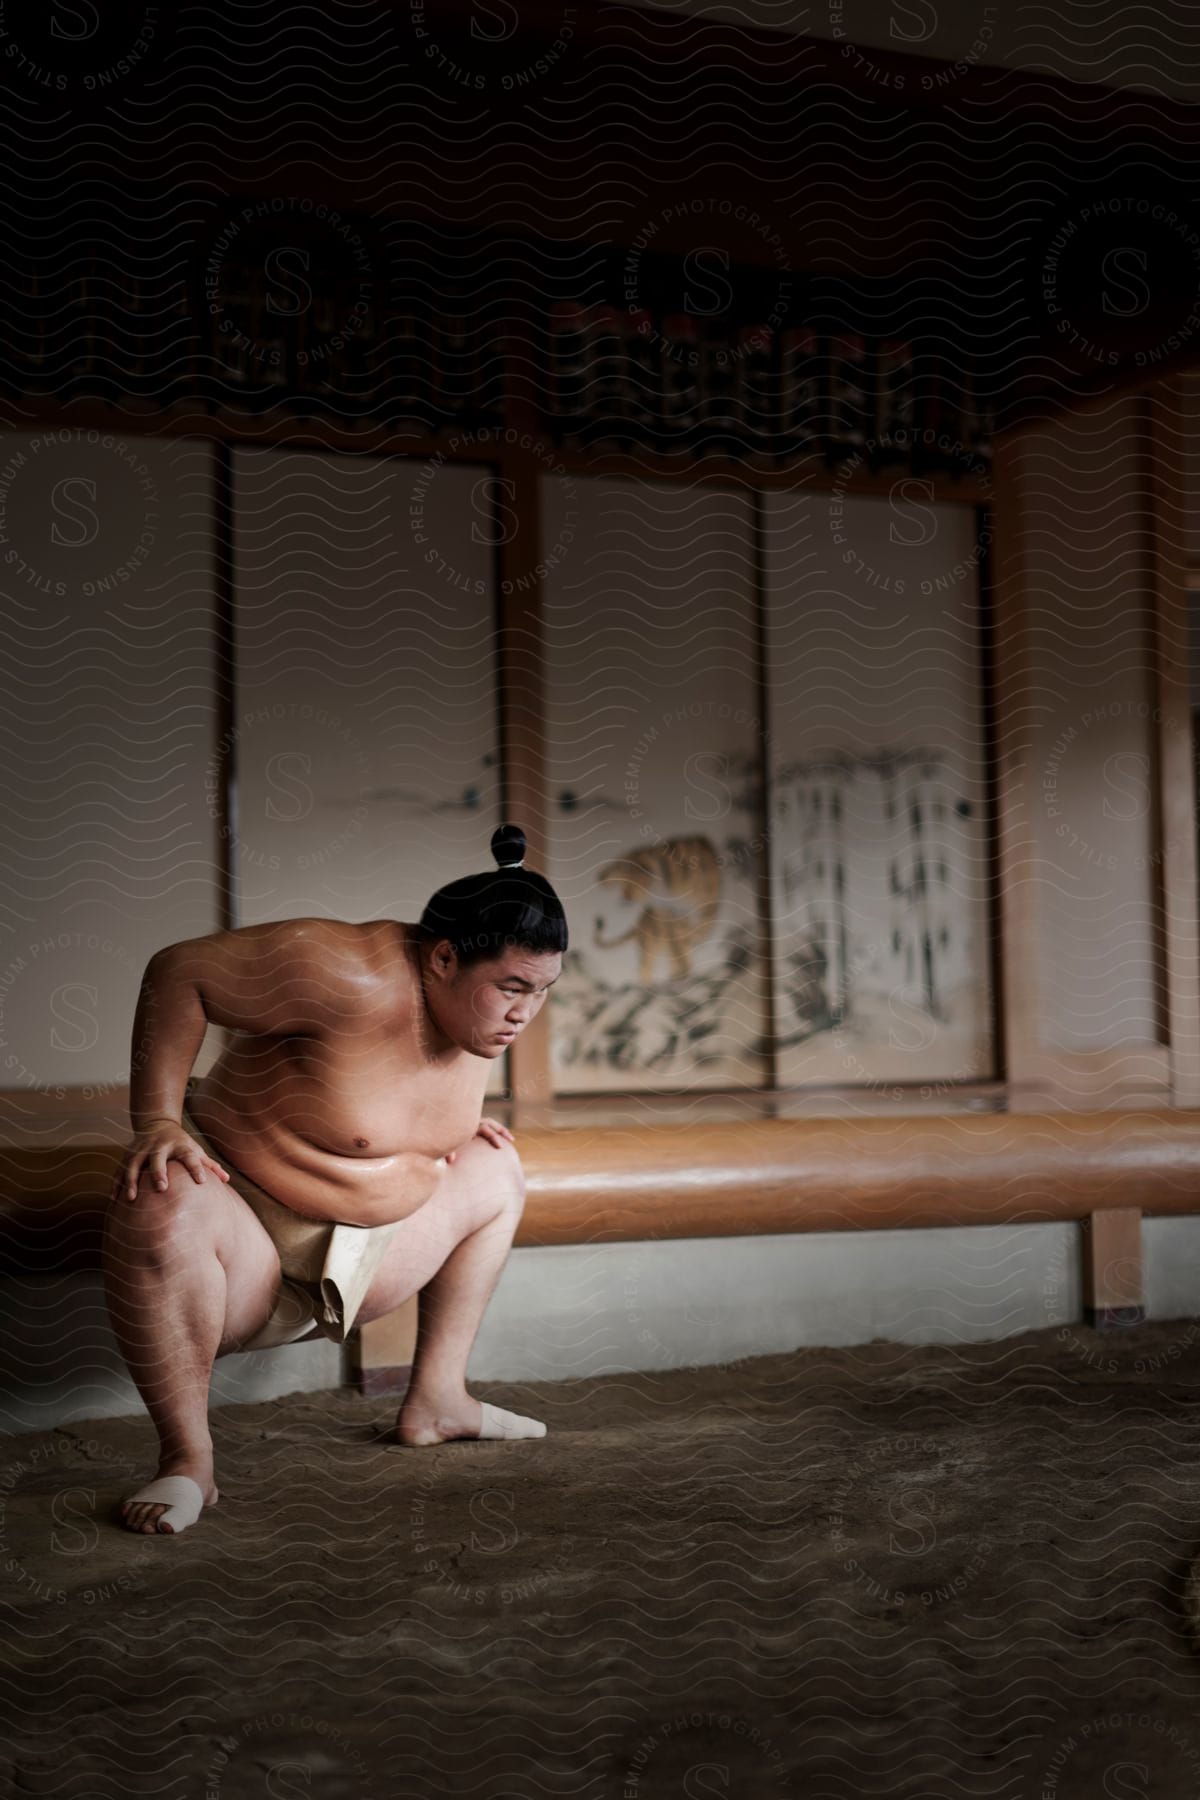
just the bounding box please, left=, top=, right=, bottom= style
left=464, top=1215, right=1200, bottom=1381
left=6, top=1213, right=1199, bottom=1433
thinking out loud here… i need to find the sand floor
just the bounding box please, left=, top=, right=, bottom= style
left=3, top=1318, right=1200, bottom=1798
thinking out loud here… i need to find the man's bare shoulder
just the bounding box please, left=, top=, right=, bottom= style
left=234, top=916, right=417, bottom=1004
left=180, top=914, right=407, bottom=951
left=160, top=916, right=417, bottom=1036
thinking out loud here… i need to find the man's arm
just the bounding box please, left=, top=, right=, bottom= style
left=128, top=949, right=205, bottom=1132
left=129, top=917, right=356, bottom=1130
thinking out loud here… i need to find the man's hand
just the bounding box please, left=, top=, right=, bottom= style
left=443, top=1117, right=515, bottom=1165
left=112, top=1121, right=231, bottom=1203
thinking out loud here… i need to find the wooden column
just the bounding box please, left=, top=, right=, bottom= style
left=496, top=304, right=553, bottom=1126
left=350, top=1297, right=419, bottom=1396
left=213, top=441, right=238, bottom=934
left=991, top=423, right=1043, bottom=1108
left=1080, top=1207, right=1145, bottom=1330
left=1139, top=377, right=1200, bottom=1106
left=750, top=489, right=779, bottom=1096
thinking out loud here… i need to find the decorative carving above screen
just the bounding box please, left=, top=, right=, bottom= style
left=1, top=199, right=993, bottom=478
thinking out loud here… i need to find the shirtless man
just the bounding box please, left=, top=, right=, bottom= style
left=104, top=826, right=566, bottom=1535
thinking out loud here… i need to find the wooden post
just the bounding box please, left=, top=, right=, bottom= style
left=1139, top=378, right=1200, bottom=1106
left=349, top=1296, right=419, bottom=1396
left=1081, top=1207, right=1144, bottom=1330
left=213, top=441, right=238, bottom=934
left=990, top=423, right=1042, bottom=1109
left=496, top=300, right=554, bottom=1127
left=750, top=490, right=779, bottom=1097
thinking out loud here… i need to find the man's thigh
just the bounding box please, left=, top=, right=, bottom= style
left=354, top=1136, right=523, bottom=1325
left=189, top=1170, right=291, bottom=1355
left=215, top=1189, right=296, bottom=1355
left=105, top=1159, right=291, bottom=1357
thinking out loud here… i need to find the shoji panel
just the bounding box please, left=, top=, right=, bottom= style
left=0, top=432, right=219, bottom=1103
left=764, top=490, right=993, bottom=1089
left=1017, top=396, right=1159, bottom=1055
left=231, top=448, right=504, bottom=1091
left=540, top=474, right=769, bottom=1093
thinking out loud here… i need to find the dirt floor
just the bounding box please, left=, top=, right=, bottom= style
left=4, top=1319, right=1200, bottom=1799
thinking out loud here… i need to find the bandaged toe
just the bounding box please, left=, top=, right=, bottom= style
left=123, top=1475, right=206, bottom=1533
left=477, top=1401, right=547, bottom=1441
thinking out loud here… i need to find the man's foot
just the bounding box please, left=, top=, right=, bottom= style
left=120, top=1455, right=218, bottom=1535
left=395, top=1390, right=546, bottom=1446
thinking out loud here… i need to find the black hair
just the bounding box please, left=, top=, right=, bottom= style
left=415, top=824, right=569, bottom=970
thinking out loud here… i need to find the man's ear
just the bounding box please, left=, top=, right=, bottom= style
left=430, top=938, right=457, bottom=980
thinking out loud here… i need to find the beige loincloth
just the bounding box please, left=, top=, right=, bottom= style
left=181, top=1085, right=412, bottom=1353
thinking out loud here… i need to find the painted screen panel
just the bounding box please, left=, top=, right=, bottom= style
left=541, top=474, right=770, bottom=1093
left=231, top=447, right=505, bottom=1092
left=0, top=432, right=219, bottom=1107
left=763, top=488, right=994, bottom=1090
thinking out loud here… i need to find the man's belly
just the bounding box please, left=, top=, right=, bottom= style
left=185, top=1053, right=483, bottom=1223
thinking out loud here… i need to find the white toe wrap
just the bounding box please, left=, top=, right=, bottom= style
left=477, top=1401, right=547, bottom=1441
left=123, top=1474, right=206, bottom=1532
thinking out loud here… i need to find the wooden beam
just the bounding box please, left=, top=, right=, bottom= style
left=505, top=1111, right=1200, bottom=1244
left=540, top=444, right=987, bottom=507
left=0, top=396, right=988, bottom=507
left=10, top=1111, right=1200, bottom=1268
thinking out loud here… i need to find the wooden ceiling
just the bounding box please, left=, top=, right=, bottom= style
left=5, top=0, right=1199, bottom=426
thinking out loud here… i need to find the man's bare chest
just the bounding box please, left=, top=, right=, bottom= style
left=279, top=1029, right=491, bottom=1155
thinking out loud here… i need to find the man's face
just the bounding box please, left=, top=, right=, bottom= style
left=423, top=940, right=563, bottom=1056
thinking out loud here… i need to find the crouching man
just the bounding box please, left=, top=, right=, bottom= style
left=105, top=824, right=566, bottom=1535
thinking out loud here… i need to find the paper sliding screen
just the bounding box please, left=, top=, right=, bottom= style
left=0, top=432, right=219, bottom=1101
left=540, top=474, right=771, bottom=1094
left=763, top=488, right=995, bottom=1092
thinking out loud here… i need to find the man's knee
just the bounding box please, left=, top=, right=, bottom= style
left=104, top=1163, right=219, bottom=1263
left=475, top=1135, right=525, bottom=1191
left=496, top=1142, right=526, bottom=1215
left=461, top=1137, right=525, bottom=1223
